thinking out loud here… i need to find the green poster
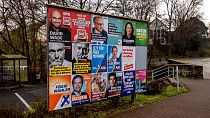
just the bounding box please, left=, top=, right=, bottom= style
left=122, top=20, right=136, bottom=46
left=135, top=22, right=148, bottom=46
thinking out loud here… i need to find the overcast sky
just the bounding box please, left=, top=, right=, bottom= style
left=201, top=0, right=210, bottom=26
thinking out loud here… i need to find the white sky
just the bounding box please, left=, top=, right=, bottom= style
left=201, top=0, right=210, bottom=26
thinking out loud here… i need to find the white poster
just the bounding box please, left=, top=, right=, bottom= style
left=122, top=46, right=135, bottom=71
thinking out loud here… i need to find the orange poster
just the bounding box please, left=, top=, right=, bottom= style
left=49, top=75, right=72, bottom=111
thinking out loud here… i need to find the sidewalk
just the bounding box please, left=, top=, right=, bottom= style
left=110, top=78, right=210, bottom=118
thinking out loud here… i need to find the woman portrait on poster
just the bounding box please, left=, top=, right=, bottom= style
left=122, top=22, right=135, bottom=46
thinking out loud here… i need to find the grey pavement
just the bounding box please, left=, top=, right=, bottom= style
left=110, top=78, right=210, bottom=118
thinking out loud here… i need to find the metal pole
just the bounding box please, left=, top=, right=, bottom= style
left=1, top=60, right=3, bottom=85
left=152, top=70, right=154, bottom=81
left=13, top=59, right=16, bottom=83
left=176, top=66, right=180, bottom=91
left=168, top=65, right=169, bottom=77
left=19, top=59, right=21, bottom=82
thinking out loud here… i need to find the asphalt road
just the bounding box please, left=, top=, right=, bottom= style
left=0, top=85, right=47, bottom=111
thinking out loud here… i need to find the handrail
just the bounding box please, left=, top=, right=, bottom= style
left=152, top=65, right=174, bottom=81
left=151, top=65, right=179, bottom=91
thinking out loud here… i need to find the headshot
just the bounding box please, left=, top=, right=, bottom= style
left=72, top=43, right=90, bottom=62
left=92, top=15, right=108, bottom=44
left=72, top=75, right=89, bottom=97
left=122, top=22, right=135, bottom=46
left=48, top=10, right=71, bottom=43
left=48, top=42, right=71, bottom=69
left=108, top=73, right=117, bottom=88
left=109, top=46, right=119, bottom=64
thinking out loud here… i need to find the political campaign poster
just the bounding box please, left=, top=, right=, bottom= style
left=135, top=46, right=147, bottom=70
left=108, top=17, right=122, bottom=45
left=107, top=72, right=122, bottom=98
left=122, top=46, right=135, bottom=71
left=91, top=73, right=107, bottom=102
left=121, top=71, right=135, bottom=96
left=135, top=70, right=147, bottom=93
left=71, top=74, right=91, bottom=105
left=72, top=43, right=92, bottom=74
left=91, top=15, right=108, bottom=44
left=47, top=8, right=71, bottom=45
left=108, top=45, right=122, bottom=72
left=48, top=42, right=72, bottom=74
left=92, top=44, right=108, bottom=73
left=71, top=11, right=91, bottom=43
left=122, top=20, right=136, bottom=46
left=49, top=75, right=72, bottom=111
left=135, top=22, right=148, bottom=46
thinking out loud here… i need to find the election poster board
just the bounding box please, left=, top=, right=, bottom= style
left=108, top=17, right=122, bottom=45
left=91, top=15, right=108, bottom=44
left=107, top=72, right=122, bottom=98
left=107, top=45, right=122, bottom=72
left=92, top=44, right=107, bottom=73
left=47, top=4, right=148, bottom=111
left=91, top=73, right=107, bottom=102
left=71, top=11, right=91, bottom=43
left=122, top=20, right=136, bottom=46
left=135, top=22, right=148, bottom=46
left=121, top=71, right=135, bottom=96
left=49, top=75, right=72, bottom=111
left=71, top=74, right=91, bottom=105
left=135, top=70, right=147, bottom=93
left=72, top=43, right=92, bottom=74
left=122, top=46, right=135, bottom=71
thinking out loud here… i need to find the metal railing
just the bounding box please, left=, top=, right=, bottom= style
left=151, top=65, right=180, bottom=91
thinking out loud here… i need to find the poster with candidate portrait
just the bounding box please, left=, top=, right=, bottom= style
left=135, top=22, right=148, bottom=46
left=121, top=71, right=135, bottom=96
left=71, top=11, right=91, bottom=43
left=92, top=44, right=107, bottom=73
left=122, top=20, right=136, bottom=46
left=107, top=72, right=122, bottom=98
left=135, top=70, right=147, bottom=93
left=108, top=17, right=122, bottom=45
left=49, top=75, right=72, bottom=111
left=122, top=46, right=135, bottom=71
left=108, top=45, right=122, bottom=72
left=47, top=8, right=71, bottom=45
left=72, top=43, right=92, bottom=74
left=48, top=42, right=72, bottom=75
left=91, top=15, right=108, bottom=44
left=91, top=73, right=107, bottom=102
left=71, top=74, right=91, bottom=105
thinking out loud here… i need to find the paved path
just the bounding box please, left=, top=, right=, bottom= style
left=110, top=79, right=210, bottom=118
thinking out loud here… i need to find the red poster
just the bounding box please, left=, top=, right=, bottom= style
left=71, top=11, right=91, bottom=43
left=47, top=8, right=71, bottom=44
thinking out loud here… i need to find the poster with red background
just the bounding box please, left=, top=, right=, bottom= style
left=71, top=11, right=91, bottom=43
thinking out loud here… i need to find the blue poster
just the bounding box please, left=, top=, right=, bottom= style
left=92, top=44, right=107, bottom=73
left=122, top=71, right=135, bottom=96
left=108, top=17, right=122, bottom=45
left=107, top=45, right=122, bottom=72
